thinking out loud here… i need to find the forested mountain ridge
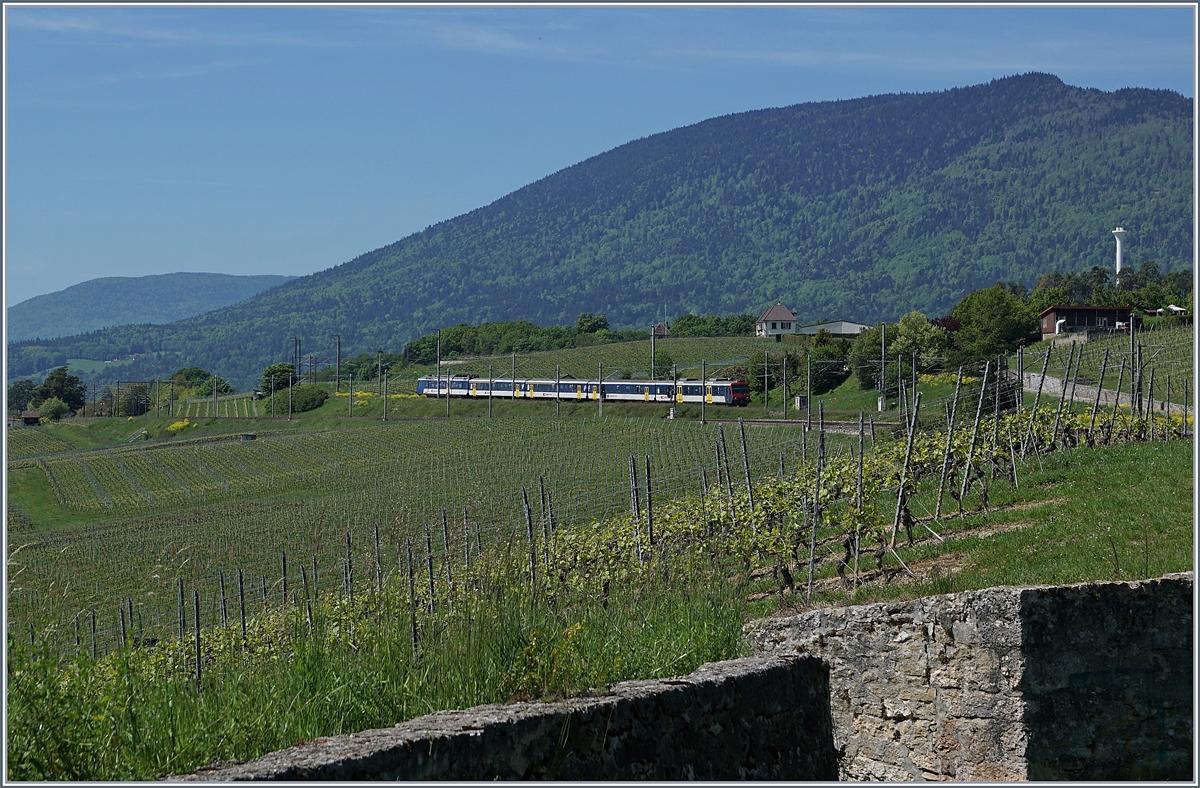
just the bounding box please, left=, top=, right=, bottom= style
left=8, top=73, right=1191, bottom=385
left=7, top=273, right=295, bottom=342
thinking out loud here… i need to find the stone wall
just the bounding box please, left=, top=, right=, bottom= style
left=177, top=655, right=837, bottom=781
left=746, top=573, right=1193, bottom=781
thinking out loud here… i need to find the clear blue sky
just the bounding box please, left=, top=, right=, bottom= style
left=4, top=4, right=1195, bottom=306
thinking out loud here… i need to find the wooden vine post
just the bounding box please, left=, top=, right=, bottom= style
left=959, top=362, right=991, bottom=511
left=1088, top=349, right=1110, bottom=438
left=738, top=417, right=754, bottom=516
left=934, top=367, right=964, bottom=519
left=889, top=391, right=921, bottom=549
left=1022, top=346, right=1052, bottom=457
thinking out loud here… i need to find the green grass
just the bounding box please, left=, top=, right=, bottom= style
left=7, top=572, right=747, bottom=781
left=774, top=438, right=1193, bottom=612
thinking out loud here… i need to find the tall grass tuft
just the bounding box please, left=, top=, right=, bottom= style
left=7, top=568, right=747, bottom=780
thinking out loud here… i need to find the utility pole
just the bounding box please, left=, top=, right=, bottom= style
left=335, top=335, right=341, bottom=393
left=650, top=326, right=656, bottom=382
left=598, top=362, right=603, bottom=418
left=783, top=357, right=788, bottom=421
left=764, top=351, right=769, bottom=415
left=880, top=323, right=886, bottom=398
left=807, top=354, right=812, bottom=429
left=700, top=360, right=706, bottom=425
left=377, top=351, right=383, bottom=397
left=435, top=330, right=442, bottom=401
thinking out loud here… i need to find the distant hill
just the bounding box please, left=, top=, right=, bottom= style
left=6, top=273, right=295, bottom=342
left=7, top=73, right=1191, bottom=385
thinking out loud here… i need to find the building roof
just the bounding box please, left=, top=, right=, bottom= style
left=1037, top=305, right=1134, bottom=318
left=756, top=303, right=796, bottom=323
left=797, top=321, right=870, bottom=335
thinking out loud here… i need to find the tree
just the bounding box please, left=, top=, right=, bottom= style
left=116, top=382, right=150, bottom=417
left=1027, top=286, right=1073, bottom=316
left=808, top=345, right=851, bottom=395
left=949, top=284, right=1038, bottom=363
left=170, top=367, right=213, bottom=388
left=196, top=377, right=234, bottom=396
left=38, top=397, right=68, bottom=422
left=575, top=313, right=608, bottom=334
left=651, top=351, right=675, bottom=380
left=1117, top=260, right=1161, bottom=291
left=891, top=311, right=950, bottom=364
left=262, top=363, right=297, bottom=392
left=670, top=313, right=756, bottom=337
left=34, top=367, right=86, bottom=412
left=848, top=322, right=897, bottom=390
left=8, top=380, right=37, bottom=413
left=269, top=384, right=329, bottom=414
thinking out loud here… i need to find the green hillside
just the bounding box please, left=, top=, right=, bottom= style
left=8, top=73, right=1191, bottom=385
left=6, top=273, right=295, bottom=343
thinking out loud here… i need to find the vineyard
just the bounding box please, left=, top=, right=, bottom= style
left=1023, top=323, right=1193, bottom=403
left=6, top=428, right=75, bottom=460
left=7, top=382, right=1192, bottom=779
left=7, top=416, right=828, bottom=646
left=6, top=331, right=1194, bottom=779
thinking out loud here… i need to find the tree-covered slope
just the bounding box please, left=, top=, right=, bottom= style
left=6, top=273, right=295, bottom=342
left=8, top=73, right=1191, bottom=384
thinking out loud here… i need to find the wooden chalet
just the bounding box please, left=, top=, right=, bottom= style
left=1038, top=305, right=1138, bottom=341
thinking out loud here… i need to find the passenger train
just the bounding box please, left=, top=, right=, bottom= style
left=416, top=375, right=751, bottom=406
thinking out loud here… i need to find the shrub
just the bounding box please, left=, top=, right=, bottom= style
left=38, top=397, right=68, bottom=422
left=288, top=384, right=329, bottom=413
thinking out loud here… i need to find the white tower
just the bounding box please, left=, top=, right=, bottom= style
left=1112, top=227, right=1127, bottom=280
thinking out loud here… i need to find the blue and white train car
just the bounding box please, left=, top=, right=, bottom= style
left=416, top=375, right=750, bottom=406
